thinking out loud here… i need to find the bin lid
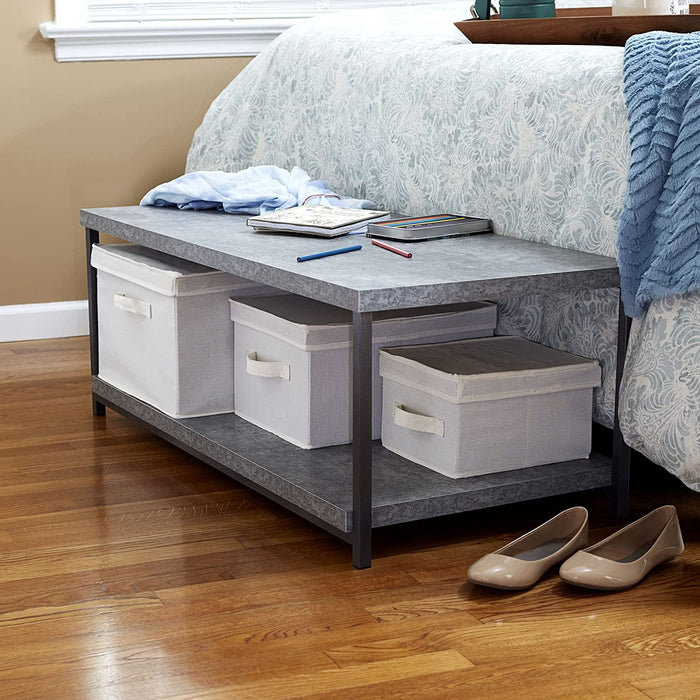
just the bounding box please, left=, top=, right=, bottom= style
left=91, top=244, right=257, bottom=296
left=229, top=294, right=496, bottom=351
left=379, top=336, right=601, bottom=403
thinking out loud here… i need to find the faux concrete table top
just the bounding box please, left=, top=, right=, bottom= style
left=82, top=206, right=619, bottom=312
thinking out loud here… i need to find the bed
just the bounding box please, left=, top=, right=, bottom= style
left=185, top=2, right=699, bottom=491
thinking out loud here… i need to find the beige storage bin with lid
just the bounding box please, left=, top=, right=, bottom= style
left=229, top=294, right=497, bottom=448
left=92, top=243, right=275, bottom=418
left=379, top=336, right=601, bottom=478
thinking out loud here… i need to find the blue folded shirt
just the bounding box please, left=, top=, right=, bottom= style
left=140, top=165, right=377, bottom=215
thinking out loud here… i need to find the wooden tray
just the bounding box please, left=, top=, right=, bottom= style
left=455, top=8, right=700, bottom=46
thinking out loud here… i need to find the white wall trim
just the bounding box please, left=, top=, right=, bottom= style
left=39, top=18, right=292, bottom=61
left=0, top=301, right=89, bottom=343
left=41, top=1, right=453, bottom=61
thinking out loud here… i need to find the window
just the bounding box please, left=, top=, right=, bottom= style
left=40, top=0, right=450, bottom=62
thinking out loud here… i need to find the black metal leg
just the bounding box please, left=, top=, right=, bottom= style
left=612, top=290, right=632, bottom=518
left=352, top=311, right=373, bottom=569
left=86, top=227, right=105, bottom=416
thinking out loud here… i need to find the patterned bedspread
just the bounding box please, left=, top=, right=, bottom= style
left=186, top=3, right=699, bottom=491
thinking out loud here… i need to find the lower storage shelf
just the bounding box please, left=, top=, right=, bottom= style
left=93, top=376, right=612, bottom=535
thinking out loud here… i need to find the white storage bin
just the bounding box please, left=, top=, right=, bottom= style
left=92, top=244, right=275, bottom=418
left=379, top=336, right=601, bottom=478
left=230, top=294, right=497, bottom=448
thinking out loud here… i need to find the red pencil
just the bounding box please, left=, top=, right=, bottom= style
left=371, top=239, right=412, bottom=258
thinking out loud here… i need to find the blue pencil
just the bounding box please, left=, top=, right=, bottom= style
left=297, top=244, right=362, bottom=263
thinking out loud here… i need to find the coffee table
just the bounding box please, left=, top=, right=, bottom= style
left=82, top=206, right=630, bottom=568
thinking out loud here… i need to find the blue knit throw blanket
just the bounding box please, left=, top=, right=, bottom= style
left=618, top=31, right=700, bottom=318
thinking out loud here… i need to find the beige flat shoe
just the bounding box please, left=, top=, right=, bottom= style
left=467, top=506, right=588, bottom=590
left=559, top=505, right=684, bottom=591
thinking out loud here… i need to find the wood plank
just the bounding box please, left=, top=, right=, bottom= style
left=623, top=626, right=700, bottom=657
left=7, top=496, right=278, bottom=550
left=0, top=488, right=277, bottom=529
left=362, top=589, right=482, bottom=624
left=171, top=651, right=474, bottom=700
left=0, top=554, right=236, bottom=614
left=0, top=635, right=338, bottom=700
left=455, top=13, right=700, bottom=46
left=299, top=668, right=649, bottom=700
left=0, top=540, right=361, bottom=619
left=0, top=535, right=247, bottom=584
left=0, top=593, right=163, bottom=629
left=0, top=593, right=378, bottom=665
left=154, top=562, right=420, bottom=616
left=319, top=616, right=697, bottom=699
left=629, top=653, right=700, bottom=699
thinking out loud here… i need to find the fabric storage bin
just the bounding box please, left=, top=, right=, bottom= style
left=92, top=243, right=275, bottom=418
left=230, top=294, right=497, bottom=448
left=379, top=336, right=601, bottom=478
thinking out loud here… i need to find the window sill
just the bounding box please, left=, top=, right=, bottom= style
left=38, top=18, right=293, bottom=61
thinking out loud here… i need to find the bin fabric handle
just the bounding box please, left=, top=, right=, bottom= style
left=393, top=404, right=444, bottom=437
left=113, top=293, right=152, bottom=318
left=246, top=351, right=291, bottom=381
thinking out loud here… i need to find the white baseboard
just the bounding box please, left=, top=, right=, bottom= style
left=0, top=300, right=89, bottom=342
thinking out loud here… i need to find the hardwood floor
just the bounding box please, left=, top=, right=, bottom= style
left=0, top=336, right=697, bottom=699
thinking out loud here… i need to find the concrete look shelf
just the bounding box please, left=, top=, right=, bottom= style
left=93, top=376, right=613, bottom=534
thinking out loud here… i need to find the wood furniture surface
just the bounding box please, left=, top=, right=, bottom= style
left=0, top=335, right=698, bottom=699
left=456, top=8, right=700, bottom=45
left=82, top=205, right=629, bottom=569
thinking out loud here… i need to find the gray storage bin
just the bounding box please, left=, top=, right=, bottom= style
left=230, top=294, right=497, bottom=448
left=92, top=243, right=274, bottom=418
left=379, top=336, right=601, bottom=477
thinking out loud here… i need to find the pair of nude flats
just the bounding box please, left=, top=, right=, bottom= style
left=468, top=504, right=684, bottom=591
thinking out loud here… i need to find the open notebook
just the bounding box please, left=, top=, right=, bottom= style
left=247, top=206, right=391, bottom=237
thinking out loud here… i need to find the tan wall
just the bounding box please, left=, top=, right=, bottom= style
left=1, top=1, right=251, bottom=306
